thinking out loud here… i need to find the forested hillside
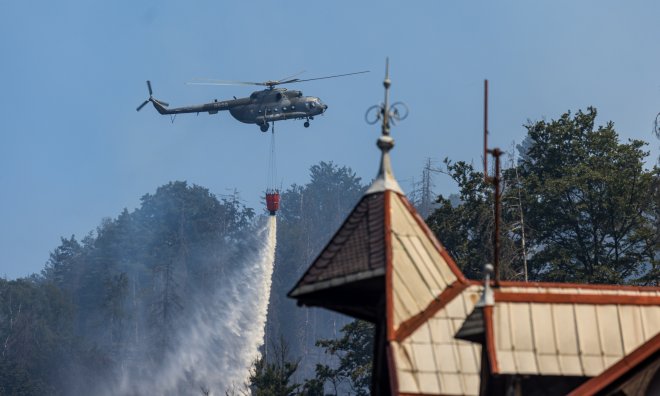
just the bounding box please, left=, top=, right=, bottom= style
left=1, top=181, right=258, bottom=395
left=0, top=163, right=366, bottom=395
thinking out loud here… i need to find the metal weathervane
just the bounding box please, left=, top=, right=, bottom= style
left=365, top=58, right=409, bottom=136
left=364, top=58, right=407, bottom=195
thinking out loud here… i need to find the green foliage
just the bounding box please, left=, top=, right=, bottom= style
left=428, top=107, right=659, bottom=284
left=517, top=108, right=658, bottom=283
left=426, top=160, right=494, bottom=279
left=0, top=278, right=74, bottom=395
left=303, top=320, right=374, bottom=396
left=250, top=339, right=300, bottom=396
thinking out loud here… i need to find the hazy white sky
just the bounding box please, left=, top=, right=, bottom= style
left=1, top=1, right=659, bottom=278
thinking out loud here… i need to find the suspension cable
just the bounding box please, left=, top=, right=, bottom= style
left=267, top=129, right=277, bottom=191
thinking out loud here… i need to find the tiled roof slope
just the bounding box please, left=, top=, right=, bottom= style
left=387, top=193, right=480, bottom=395
left=567, top=332, right=660, bottom=395
left=392, top=285, right=483, bottom=395
left=389, top=192, right=461, bottom=330
left=448, top=280, right=660, bottom=394
left=484, top=284, right=660, bottom=378
left=288, top=192, right=386, bottom=297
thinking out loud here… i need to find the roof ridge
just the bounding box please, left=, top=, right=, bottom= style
left=495, top=280, right=660, bottom=292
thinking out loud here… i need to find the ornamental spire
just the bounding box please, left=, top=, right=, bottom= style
left=365, top=58, right=408, bottom=195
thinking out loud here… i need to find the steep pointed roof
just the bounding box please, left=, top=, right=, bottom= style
left=289, top=60, right=480, bottom=395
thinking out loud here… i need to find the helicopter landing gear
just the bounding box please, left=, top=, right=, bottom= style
left=304, top=121, right=310, bottom=128
left=260, top=123, right=269, bottom=132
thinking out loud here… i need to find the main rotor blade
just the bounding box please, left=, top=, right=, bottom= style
left=136, top=100, right=149, bottom=112
left=186, top=79, right=267, bottom=87
left=275, top=70, right=306, bottom=84
left=279, top=70, right=370, bottom=85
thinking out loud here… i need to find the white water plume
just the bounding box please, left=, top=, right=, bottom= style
left=113, top=216, right=277, bottom=395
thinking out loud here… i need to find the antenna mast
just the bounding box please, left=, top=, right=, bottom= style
left=483, top=80, right=503, bottom=285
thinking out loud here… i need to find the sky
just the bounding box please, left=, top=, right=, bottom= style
left=1, top=1, right=659, bottom=279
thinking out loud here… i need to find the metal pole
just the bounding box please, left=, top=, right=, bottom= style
left=484, top=80, right=489, bottom=181
left=492, top=148, right=502, bottom=285
left=382, top=58, right=391, bottom=136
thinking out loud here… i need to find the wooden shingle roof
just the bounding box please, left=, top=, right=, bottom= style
left=288, top=192, right=387, bottom=297
left=485, top=283, right=660, bottom=378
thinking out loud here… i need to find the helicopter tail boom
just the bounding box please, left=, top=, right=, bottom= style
left=137, top=80, right=248, bottom=116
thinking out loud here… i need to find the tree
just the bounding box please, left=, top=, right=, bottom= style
left=41, top=235, right=82, bottom=291
left=303, top=320, right=373, bottom=396
left=428, top=108, right=659, bottom=285
left=516, top=108, right=658, bottom=284
left=0, top=278, right=75, bottom=395
left=249, top=338, right=300, bottom=396
left=426, top=160, right=498, bottom=279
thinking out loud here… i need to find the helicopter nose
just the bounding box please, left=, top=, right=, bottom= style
left=323, top=104, right=328, bottom=111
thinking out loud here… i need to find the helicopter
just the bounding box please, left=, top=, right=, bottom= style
left=136, top=71, right=369, bottom=132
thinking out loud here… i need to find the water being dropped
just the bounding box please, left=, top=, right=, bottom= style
left=114, top=216, right=277, bottom=395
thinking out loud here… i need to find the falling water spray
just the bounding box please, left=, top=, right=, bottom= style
left=113, top=216, right=277, bottom=396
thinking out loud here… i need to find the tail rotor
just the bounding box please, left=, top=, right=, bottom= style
left=136, top=81, right=169, bottom=111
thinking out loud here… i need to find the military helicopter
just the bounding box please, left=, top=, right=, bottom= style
left=136, top=71, right=369, bottom=132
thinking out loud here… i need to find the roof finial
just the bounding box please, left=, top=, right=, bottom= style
left=382, top=58, right=392, bottom=136
left=364, top=58, right=408, bottom=195
left=476, top=263, right=495, bottom=307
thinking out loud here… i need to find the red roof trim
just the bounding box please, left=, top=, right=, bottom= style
left=397, top=194, right=468, bottom=284
left=483, top=305, right=499, bottom=374
left=387, top=342, right=400, bottom=396
left=494, top=291, right=660, bottom=306
left=567, top=332, right=660, bottom=396
left=393, top=280, right=469, bottom=342
left=385, top=191, right=395, bottom=341
left=496, top=280, right=660, bottom=292
left=399, top=394, right=457, bottom=396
